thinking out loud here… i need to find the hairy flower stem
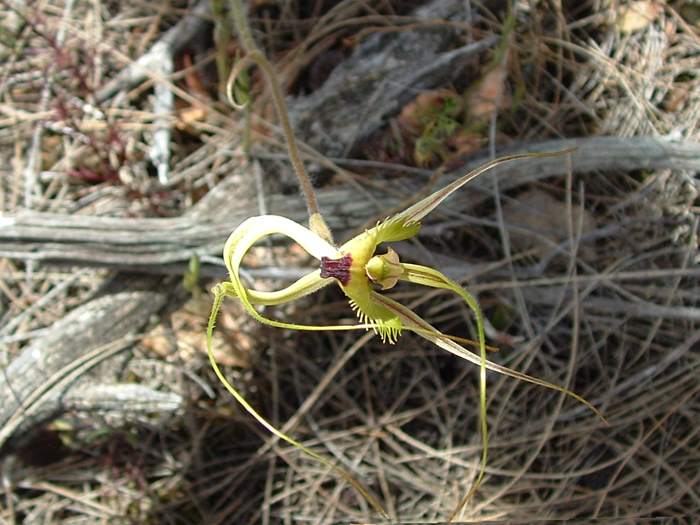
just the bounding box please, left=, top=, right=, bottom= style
left=228, top=0, right=332, bottom=243
left=211, top=0, right=232, bottom=93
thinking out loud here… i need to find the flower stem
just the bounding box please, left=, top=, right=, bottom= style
left=228, top=0, right=332, bottom=243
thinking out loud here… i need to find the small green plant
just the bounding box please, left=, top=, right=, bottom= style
left=182, top=255, right=201, bottom=299
left=207, top=1, right=605, bottom=521
left=414, top=93, right=462, bottom=166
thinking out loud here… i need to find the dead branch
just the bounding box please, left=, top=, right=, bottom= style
left=0, top=136, right=698, bottom=271
left=0, top=274, right=174, bottom=451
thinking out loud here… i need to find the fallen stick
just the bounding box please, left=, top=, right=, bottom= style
left=0, top=136, right=698, bottom=270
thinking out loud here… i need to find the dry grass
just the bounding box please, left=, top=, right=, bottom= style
left=1, top=1, right=698, bottom=524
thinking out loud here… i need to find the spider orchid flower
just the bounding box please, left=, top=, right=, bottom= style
left=206, top=151, right=604, bottom=520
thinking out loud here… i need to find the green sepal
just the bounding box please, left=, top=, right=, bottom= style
left=398, top=264, right=604, bottom=421
left=372, top=216, right=421, bottom=243
left=399, top=264, right=488, bottom=517
left=206, top=284, right=389, bottom=519
left=392, top=149, right=576, bottom=227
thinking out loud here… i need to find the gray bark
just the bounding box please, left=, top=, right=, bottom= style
left=0, top=276, right=172, bottom=450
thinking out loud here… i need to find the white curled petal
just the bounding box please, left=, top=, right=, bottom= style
left=223, top=215, right=340, bottom=281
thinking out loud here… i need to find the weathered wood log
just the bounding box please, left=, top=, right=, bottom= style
left=0, top=275, right=173, bottom=450
left=0, top=135, right=274, bottom=452
left=0, top=136, right=698, bottom=271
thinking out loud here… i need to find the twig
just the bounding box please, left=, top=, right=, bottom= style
left=149, top=42, right=174, bottom=185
